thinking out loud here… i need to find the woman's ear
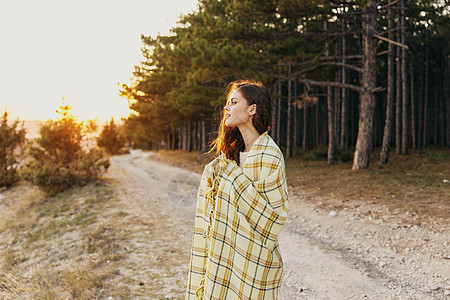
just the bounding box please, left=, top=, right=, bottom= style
left=249, top=104, right=256, bottom=116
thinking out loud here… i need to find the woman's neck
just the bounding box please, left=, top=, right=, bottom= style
left=239, top=126, right=260, bottom=152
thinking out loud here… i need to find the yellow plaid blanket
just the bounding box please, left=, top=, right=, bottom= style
left=185, top=131, right=289, bottom=299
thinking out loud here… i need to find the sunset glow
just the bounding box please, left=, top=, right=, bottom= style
left=0, top=0, right=198, bottom=121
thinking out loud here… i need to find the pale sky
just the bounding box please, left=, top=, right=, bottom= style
left=0, top=0, right=198, bottom=121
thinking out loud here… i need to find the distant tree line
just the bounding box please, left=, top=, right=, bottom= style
left=120, top=0, right=449, bottom=169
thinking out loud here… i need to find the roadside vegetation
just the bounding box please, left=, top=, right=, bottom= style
left=0, top=110, right=26, bottom=188
left=97, top=118, right=127, bottom=155
left=0, top=105, right=127, bottom=299
left=0, top=181, right=128, bottom=299
left=20, top=104, right=110, bottom=196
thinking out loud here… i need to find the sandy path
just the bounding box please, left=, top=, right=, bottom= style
left=108, top=150, right=448, bottom=299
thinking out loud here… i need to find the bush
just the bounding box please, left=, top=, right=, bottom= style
left=0, top=110, right=27, bottom=188
left=96, top=118, right=125, bottom=155
left=294, top=145, right=354, bottom=162
left=302, top=145, right=328, bottom=161
left=20, top=104, right=110, bottom=196
left=335, top=147, right=354, bottom=162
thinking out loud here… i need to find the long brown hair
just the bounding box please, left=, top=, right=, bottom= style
left=206, top=79, right=272, bottom=164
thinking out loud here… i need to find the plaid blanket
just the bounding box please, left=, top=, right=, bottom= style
left=185, top=131, right=289, bottom=299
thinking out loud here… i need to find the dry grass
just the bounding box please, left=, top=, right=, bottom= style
left=62, top=263, right=103, bottom=299
left=0, top=270, right=55, bottom=300
left=286, top=148, right=450, bottom=224
left=155, top=148, right=450, bottom=225
left=1, top=249, right=18, bottom=272
left=0, top=180, right=125, bottom=299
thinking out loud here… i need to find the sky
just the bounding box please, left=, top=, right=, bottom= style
left=0, top=0, right=198, bottom=121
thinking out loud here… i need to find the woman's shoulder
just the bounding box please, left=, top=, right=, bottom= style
left=203, top=157, right=219, bottom=174
left=254, top=133, right=284, bottom=162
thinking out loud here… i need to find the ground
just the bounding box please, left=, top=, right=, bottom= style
left=0, top=149, right=449, bottom=299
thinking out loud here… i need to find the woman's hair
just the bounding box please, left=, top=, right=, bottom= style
left=206, top=79, right=272, bottom=164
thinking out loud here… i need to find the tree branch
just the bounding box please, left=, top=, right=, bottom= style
left=372, top=86, right=386, bottom=93
left=320, top=55, right=362, bottom=60
left=373, top=34, right=409, bottom=50
left=287, top=62, right=362, bottom=77
left=318, top=62, right=363, bottom=73
left=296, top=78, right=363, bottom=93
left=377, top=50, right=390, bottom=56
left=379, top=0, right=401, bottom=10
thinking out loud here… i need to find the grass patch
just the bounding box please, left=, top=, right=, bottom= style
left=24, top=212, right=96, bottom=248
left=286, top=148, right=450, bottom=223
left=62, top=264, right=103, bottom=299
left=0, top=270, right=55, bottom=300
left=2, top=249, right=17, bottom=272
left=9, top=182, right=113, bottom=248
left=85, top=225, right=122, bottom=264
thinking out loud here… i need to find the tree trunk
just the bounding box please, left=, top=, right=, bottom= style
left=352, top=0, right=377, bottom=170
left=293, top=80, right=298, bottom=149
left=193, top=121, right=196, bottom=151
left=418, top=56, right=424, bottom=147
left=325, top=96, right=330, bottom=145
left=303, top=105, right=308, bottom=151
left=340, top=22, right=348, bottom=147
left=423, top=36, right=429, bottom=147
left=271, top=83, right=278, bottom=143
left=324, top=20, right=335, bottom=163
left=277, top=78, right=282, bottom=146
left=446, top=57, right=450, bottom=147
left=201, top=120, right=206, bottom=152
left=170, top=127, right=174, bottom=150
left=395, top=32, right=402, bottom=154
left=351, top=92, right=356, bottom=145
left=164, top=125, right=170, bottom=150
left=181, top=122, right=187, bottom=151
left=327, top=86, right=335, bottom=164
left=178, top=126, right=181, bottom=150
left=401, top=0, right=408, bottom=154
left=286, top=65, right=292, bottom=157
left=196, top=121, right=199, bottom=150
left=433, top=87, right=438, bottom=146
left=315, top=99, right=320, bottom=145
left=410, top=61, right=416, bottom=149
left=335, top=79, right=341, bottom=146
left=380, top=4, right=395, bottom=163
left=439, top=83, right=445, bottom=147
left=187, top=122, right=191, bottom=151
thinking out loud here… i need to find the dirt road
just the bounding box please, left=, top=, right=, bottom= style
left=108, top=150, right=449, bottom=299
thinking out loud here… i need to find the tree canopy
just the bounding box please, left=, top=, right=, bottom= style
left=120, top=0, right=449, bottom=168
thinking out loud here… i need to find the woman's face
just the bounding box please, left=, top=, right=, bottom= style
left=224, top=89, right=255, bottom=128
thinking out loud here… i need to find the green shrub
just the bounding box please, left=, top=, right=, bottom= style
left=335, top=147, right=354, bottom=162
left=0, top=110, right=27, bottom=188
left=97, top=118, right=125, bottom=155
left=303, top=145, right=328, bottom=161
left=293, top=145, right=354, bottom=162
left=420, top=149, right=450, bottom=164
left=20, top=104, right=110, bottom=196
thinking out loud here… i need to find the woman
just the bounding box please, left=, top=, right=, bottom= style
left=185, top=80, right=289, bottom=300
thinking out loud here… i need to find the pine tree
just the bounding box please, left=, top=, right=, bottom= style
left=97, top=118, right=125, bottom=155
left=0, top=110, right=26, bottom=188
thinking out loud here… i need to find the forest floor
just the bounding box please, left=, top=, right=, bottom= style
left=0, top=148, right=449, bottom=299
